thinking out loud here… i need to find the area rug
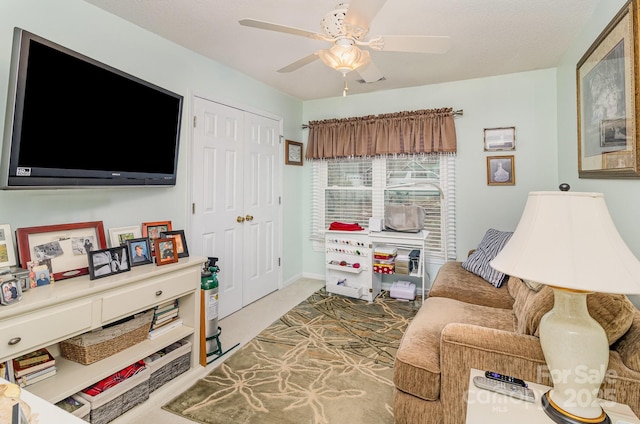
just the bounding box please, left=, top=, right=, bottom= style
left=163, top=288, right=420, bottom=424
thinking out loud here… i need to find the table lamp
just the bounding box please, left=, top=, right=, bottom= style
left=490, top=185, right=640, bottom=424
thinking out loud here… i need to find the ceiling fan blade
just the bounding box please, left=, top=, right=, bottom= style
left=378, top=35, right=452, bottom=54
left=344, top=0, right=388, bottom=35
left=277, top=53, right=320, bottom=73
left=239, top=18, right=320, bottom=39
left=356, top=60, right=384, bottom=83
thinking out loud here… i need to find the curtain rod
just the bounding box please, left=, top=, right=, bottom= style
left=301, top=109, right=464, bottom=129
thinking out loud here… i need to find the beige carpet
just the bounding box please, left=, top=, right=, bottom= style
left=163, top=288, right=420, bottom=424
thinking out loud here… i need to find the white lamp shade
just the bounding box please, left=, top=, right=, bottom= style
left=490, top=191, right=640, bottom=294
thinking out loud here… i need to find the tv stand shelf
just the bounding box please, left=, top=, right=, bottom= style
left=0, top=256, right=205, bottom=406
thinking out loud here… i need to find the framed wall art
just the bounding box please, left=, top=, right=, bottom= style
left=487, top=156, right=515, bottom=186
left=285, top=140, right=303, bottom=166
left=577, top=0, right=640, bottom=178
left=88, top=246, right=131, bottom=280
left=16, top=221, right=107, bottom=281
left=108, top=225, right=142, bottom=247
left=160, top=230, right=189, bottom=258
left=154, top=238, right=178, bottom=266
left=126, top=238, right=153, bottom=266
left=483, top=127, right=515, bottom=151
left=0, top=224, right=17, bottom=268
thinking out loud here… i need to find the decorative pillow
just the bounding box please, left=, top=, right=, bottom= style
left=461, top=228, right=513, bottom=288
left=523, top=280, right=544, bottom=292
left=613, top=311, right=640, bottom=372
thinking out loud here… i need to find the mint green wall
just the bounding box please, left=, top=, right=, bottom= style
left=302, top=69, right=559, bottom=277
left=0, top=0, right=305, bottom=283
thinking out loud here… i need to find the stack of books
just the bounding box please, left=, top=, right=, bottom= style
left=148, top=299, right=182, bottom=339
left=11, top=348, right=56, bottom=387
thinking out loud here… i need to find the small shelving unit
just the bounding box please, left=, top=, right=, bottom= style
left=325, top=231, right=378, bottom=301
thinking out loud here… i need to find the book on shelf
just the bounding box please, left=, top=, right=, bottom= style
left=17, top=366, right=56, bottom=387
left=13, top=349, right=51, bottom=368
left=154, top=299, right=178, bottom=314
left=151, top=315, right=181, bottom=330
left=153, top=310, right=179, bottom=325
left=148, top=318, right=183, bottom=340
left=12, top=348, right=55, bottom=378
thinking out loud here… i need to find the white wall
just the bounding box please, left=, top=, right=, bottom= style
left=302, top=69, right=559, bottom=277
left=0, top=0, right=306, bottom=283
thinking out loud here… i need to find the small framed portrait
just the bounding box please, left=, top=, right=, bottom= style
left=88, top=246, right=131, bottom=280
left=487, top=155, right=515, bottom=186
left=126, top=238, right=153, bottom=266
left=0, top=278, right=22, bottom=305
left=160, top=230, right=189, bottom=258
left=142, top=221, right=172, bottom=253
left=108, top=226, right=143, bottom=247
left=154, top=238, right=178, bottom=266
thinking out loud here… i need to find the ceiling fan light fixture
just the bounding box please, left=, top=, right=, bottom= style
left=318, top=42, right=370, bottom=75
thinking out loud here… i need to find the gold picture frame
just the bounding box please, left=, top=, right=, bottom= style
left=577, top=0, right=640, bottom=178
left=487, top=156, right=515, bottom=186
left=285, top=140, right=303, bottom=166
left=483, top=127, right=515, bottom=151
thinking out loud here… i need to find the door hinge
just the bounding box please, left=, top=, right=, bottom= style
left=279, top=135, right=284, bottom=144
left=278, top=257, right=281, bottom=266
left=193, top=116, right=197, bottom=127
left=279, top=196, right=282, bottom=205
left=192, top=203, right=195, bottom=214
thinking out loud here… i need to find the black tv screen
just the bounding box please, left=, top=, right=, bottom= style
left=1, top=28, right=183, bottom=188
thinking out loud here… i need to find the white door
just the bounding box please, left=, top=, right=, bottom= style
left=243, top=113, right=280, bottom=304
left=191, top=96, right=281, bottom=318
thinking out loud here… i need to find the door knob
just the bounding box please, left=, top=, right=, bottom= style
left=245, top=215, right=254, bottom=222
left=237, top=216, right=245, bottom=223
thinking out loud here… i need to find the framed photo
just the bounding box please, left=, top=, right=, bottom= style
left=160, top=230, right=189, bottom=258
left=483, top=127, right=515, bottom=151
left=0, top=278, right=22, bottom=305
left=154, top=238, right=178, bottom=266
left=16, top=221, right=107, bottom=281
left=27, top=259, right=54, bottom=288
left=109, top=226, right=142, bottom=247
left=285, top=140, right=303, bottom=166
left=0, top=224, right=17, bottom=268
left=487, top=155, right=515, bottom=186
left=126, top=238, right=153, bottom=266
left=142, top=221, right=172, bottom=252
left=88, top=246, right=131, bottom=280
left=577, top=0, right=640, bottom=178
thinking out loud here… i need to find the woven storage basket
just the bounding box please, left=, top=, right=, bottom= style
left=60, top=310, right=154, bottom=365
left=78, top=367, right=150, bottom=424
left=146, top=340, right=191, bottom=392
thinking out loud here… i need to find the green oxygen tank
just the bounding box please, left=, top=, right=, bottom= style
left=201, top=257, right=220, bottom=354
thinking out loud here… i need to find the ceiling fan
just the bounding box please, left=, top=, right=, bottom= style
left=239, top=0, right=451, bottom=95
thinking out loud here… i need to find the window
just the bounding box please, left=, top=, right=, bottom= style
left=311, top=155, right=456, bottom=261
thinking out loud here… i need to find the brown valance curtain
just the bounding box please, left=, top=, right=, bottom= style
left=305, top=107, right=457, bottom=160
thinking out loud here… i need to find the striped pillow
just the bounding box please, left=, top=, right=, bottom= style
left=461, top=229, right=513, bottom=288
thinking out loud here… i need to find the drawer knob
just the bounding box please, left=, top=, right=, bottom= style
left=8, top=337, right=21, bottom=346
left=155, top=290, right=163, bottom=296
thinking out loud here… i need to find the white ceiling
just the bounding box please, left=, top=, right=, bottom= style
left=83, top=0, right=602, bottom=101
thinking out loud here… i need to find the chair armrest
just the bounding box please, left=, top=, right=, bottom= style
left=439, top=323, right=548, bottom=424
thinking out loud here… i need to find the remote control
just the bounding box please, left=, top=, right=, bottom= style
left=473, top=376, right=536, bottom=402
left=485, top=370, right=527, bottom=387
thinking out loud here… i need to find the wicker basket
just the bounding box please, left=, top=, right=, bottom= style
left=60, top=310, right=154, bottom=365
left=78, top=367, right=150, bottom=424
left=146, top=340, right=191, bottom=392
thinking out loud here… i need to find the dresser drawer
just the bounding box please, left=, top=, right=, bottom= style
left=0, top=301, right=93, bottom=360
left=101, top=268, right=197, bottom=322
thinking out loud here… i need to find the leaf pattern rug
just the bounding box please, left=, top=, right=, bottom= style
left=163, top=288, right=420, bottom=424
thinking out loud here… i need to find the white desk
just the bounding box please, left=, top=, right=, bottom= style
left=465, top=369, right=640, bottom=424
left=0, top=379, right=86, bottom=424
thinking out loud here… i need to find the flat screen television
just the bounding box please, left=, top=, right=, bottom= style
left=1, top=28, right=183, bottom=189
